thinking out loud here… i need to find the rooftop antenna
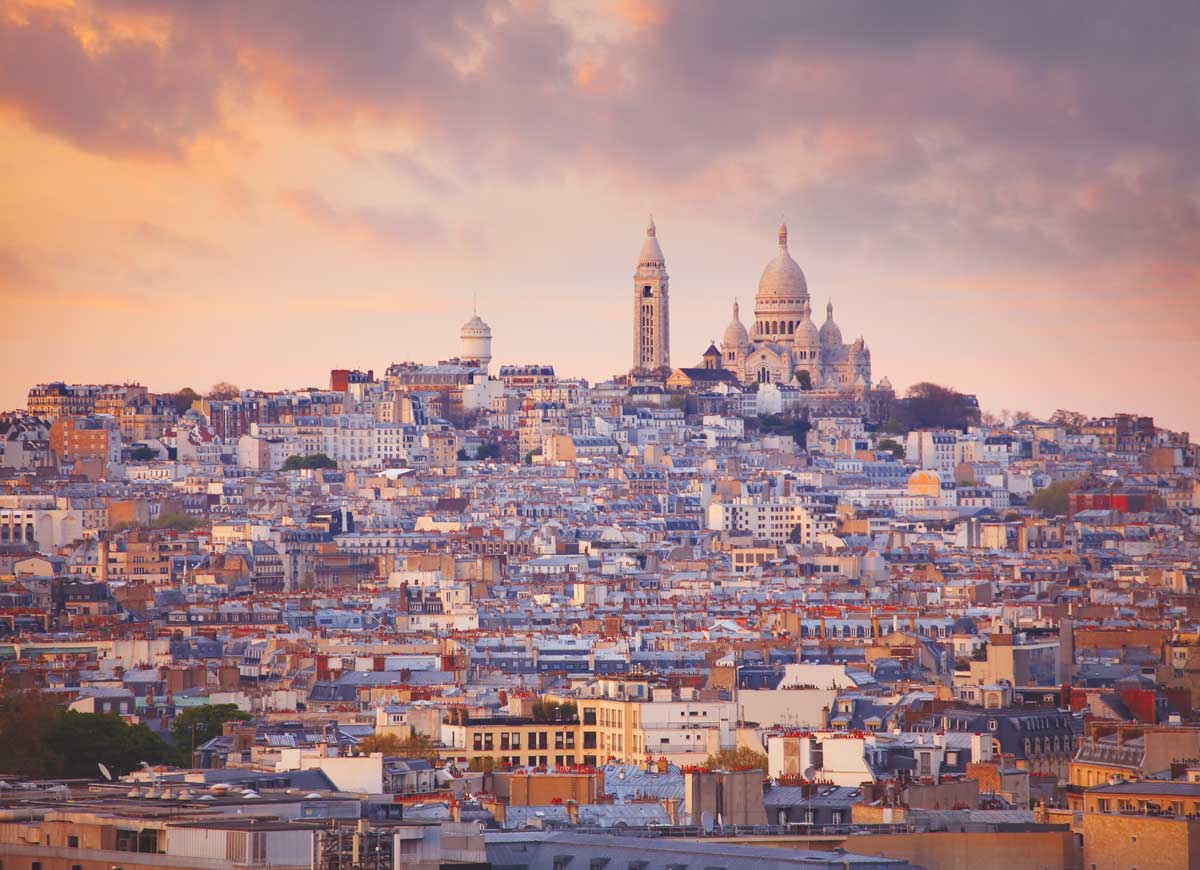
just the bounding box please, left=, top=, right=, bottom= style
left=139, top=760, right=161, bottom=787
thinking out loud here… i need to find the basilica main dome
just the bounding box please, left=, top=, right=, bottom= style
left=756, top=222, right=808, bottom=303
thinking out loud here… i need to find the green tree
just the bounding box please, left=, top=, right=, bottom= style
left=0, top=693, right=174, bottom=778
left=282, top=453, right=338, bottom=471
left=876, top=437, right=904, bottom=459
left=0, top=691, right=67, bottom=777
left=49, top=711, right=173, bottom=778
left=172, top=387, right=201, bottom=415
left=704, top=746, right=769, bottom=772
left=129, top=445, right=158, bottom=462
left=476, top=443, right=502, bottom=461
left=892, top=382, right=980, bottom=432
left=1049, top=409, right=1089, bottom=433
left=151, top=511, right=204, bottom=531
left=754, top=413, right=811, bottom=444
left=207, top=381, right=241, bottom=400
left=530, top=699, right=578, bottom=722
left=172, top=704, right=251, bottom=760
left=355, top=732, right=441, bottom=763
left=796, top=370, right=813, bottom=391
left=1029, top=478, right=1080, bottom=516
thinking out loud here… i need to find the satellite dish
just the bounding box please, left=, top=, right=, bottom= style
left=804, top=766, right=817, bottom=780
left=701, top=811, right=715, bottom=833
left=98, top=763, right=113, bottom=781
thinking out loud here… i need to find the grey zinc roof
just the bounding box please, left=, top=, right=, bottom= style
left=765, top=785, right=862, bottom=808
left=577, top=802, right=670, bottom=827
left=502, top=804, right=570, bottom=829
left=601, top=763, right=684, bottom=801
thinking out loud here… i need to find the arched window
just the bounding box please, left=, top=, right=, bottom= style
left=788, top=321, right=795, bottom=334
left=642, top=285, right=652, bottom=298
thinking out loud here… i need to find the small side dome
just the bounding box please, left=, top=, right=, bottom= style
left=819, top=300, right=842, bottom=347
left=792, top=300, right=820, bottom=348
left=722, top=299, right=750, bottom=349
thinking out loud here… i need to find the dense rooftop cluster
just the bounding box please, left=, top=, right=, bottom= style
left=0, top=369, right=1197, bottom=870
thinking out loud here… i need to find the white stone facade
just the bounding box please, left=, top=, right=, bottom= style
left=720, top=223, right=872, bottom=390
left=632, top=218, right=671, bottom=373
left=460, top=313, right=493, bottom=371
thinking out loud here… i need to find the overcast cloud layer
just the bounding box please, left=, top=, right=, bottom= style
left=1, top=0, right=1197, bottom=431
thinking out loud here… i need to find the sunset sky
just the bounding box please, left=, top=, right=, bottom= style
left=1, top=1, right=1197, bottom=432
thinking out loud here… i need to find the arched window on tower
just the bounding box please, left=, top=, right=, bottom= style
left=642, top=285, right=652, bottom=297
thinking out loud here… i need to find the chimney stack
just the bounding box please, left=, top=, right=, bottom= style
left=97, top=538, right=109, bottom=584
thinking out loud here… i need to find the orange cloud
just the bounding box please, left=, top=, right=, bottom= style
left=612, top=0, right=663, bottom=29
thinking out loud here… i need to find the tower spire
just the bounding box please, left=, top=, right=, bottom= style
left=632, top=216, right=670, bottom=374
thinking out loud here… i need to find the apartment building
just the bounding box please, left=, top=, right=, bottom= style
left=708, top=496, right=835, bottom=545
left=557, top=678, right=736, bottom=767
left=441, top=712, right=582, bottom=769
left=50, top=415, right=121, bottom=464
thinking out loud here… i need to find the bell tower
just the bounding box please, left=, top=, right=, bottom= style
left=632, top=217, right=670, bottom=374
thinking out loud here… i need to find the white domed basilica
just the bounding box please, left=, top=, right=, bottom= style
left=719, top=222, right=872, bottom=390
